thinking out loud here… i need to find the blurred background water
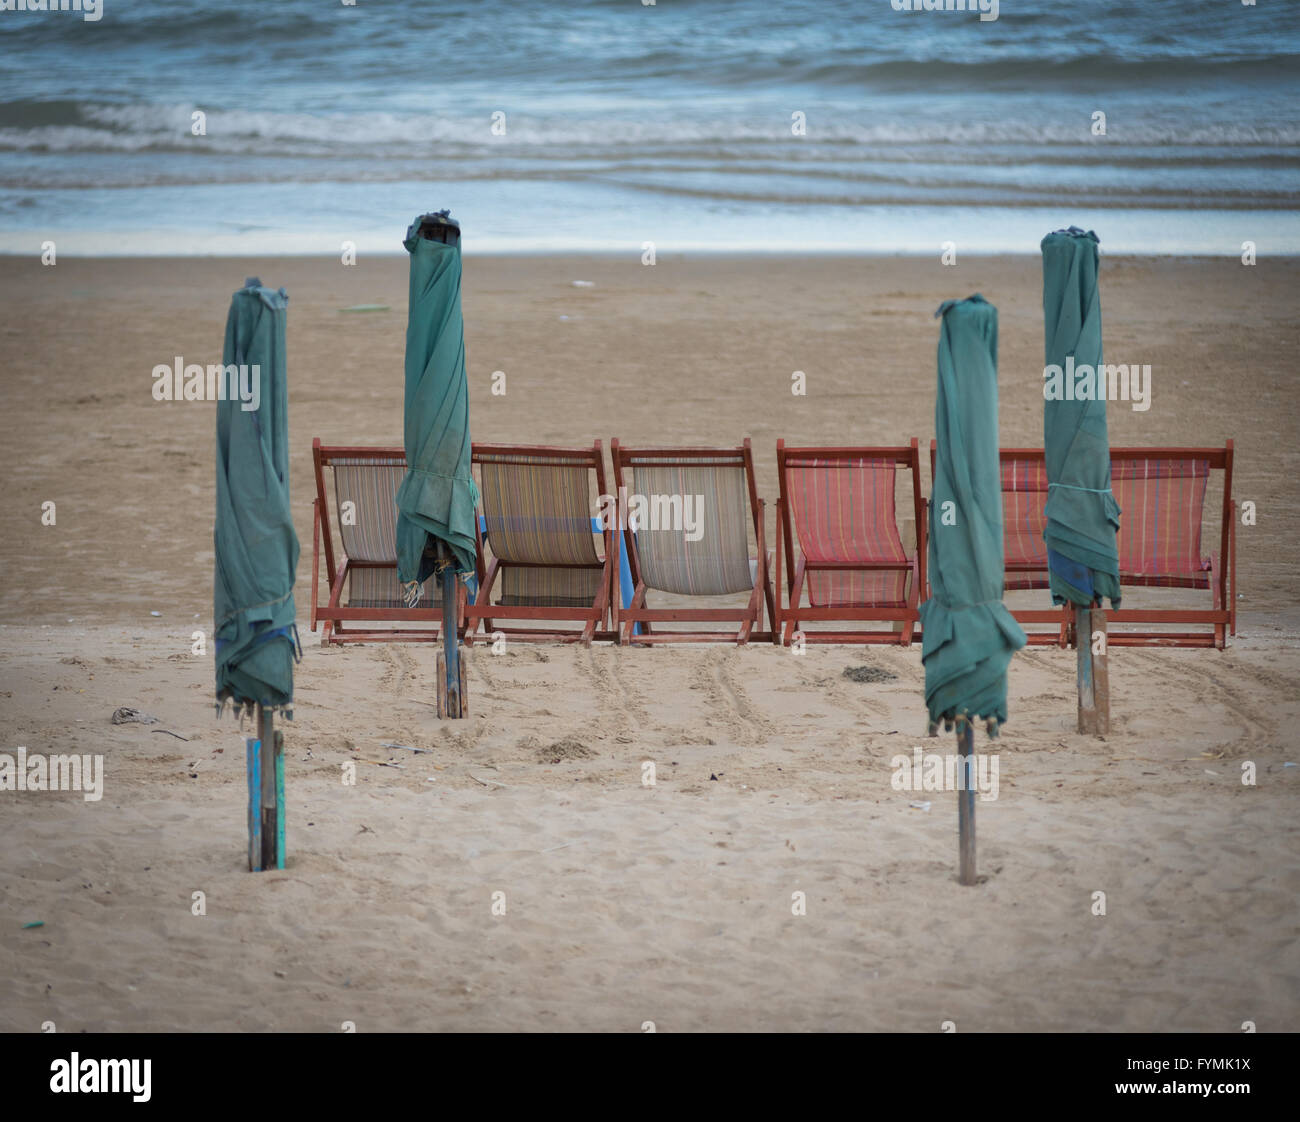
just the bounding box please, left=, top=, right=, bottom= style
left=1, top=0, right=1297, bottom=253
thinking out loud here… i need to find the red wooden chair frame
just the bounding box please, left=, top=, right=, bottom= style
left=1104, top=442, right=1235, bottom=648
left=311, top=439, right=464, bottom=645
left=775, top=438, right=926, bottom=645
left=935, top=440, right=1237, bottom=649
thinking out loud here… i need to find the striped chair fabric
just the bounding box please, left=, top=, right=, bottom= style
left=998, top=456, right=1212, bottom=592
left=477, top=453, right=604, bottom=608
left=332, top=459, right=439, bottom=608
left=784, top=458, right=909, bottom=607
left=1001, top=458, right=1051, bottom=590
left=626, top=458, right=754, bottom=597
left=348, top=566, right=436, bottom=609
left=1113, top=458, right=1211, bottom=588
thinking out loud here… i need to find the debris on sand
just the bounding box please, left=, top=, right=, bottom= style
left=536, top=737, right=594, bottom=764
left=842, top=665, right=897, bottom=684
left=111, top=707, right=157, bottom=725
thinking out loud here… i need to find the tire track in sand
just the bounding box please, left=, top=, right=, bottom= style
left=1121, top=647, right=1272, bottom=756
left=710, top=652, right=776, bottom=743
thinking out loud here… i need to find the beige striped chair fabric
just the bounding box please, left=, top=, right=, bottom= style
left=477, top=453, right=604, bottom=609
left=331, top=459, right=440, bottom=608
left=347, top=566, right=436, bottom=609
left=626, top=458, right=754, bottom=597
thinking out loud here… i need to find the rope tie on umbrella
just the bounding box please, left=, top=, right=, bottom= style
left=928, top=713, right=1001, bottom=739
left=402, top=559, right=456, bottom=609
left=1048, top=482, right=1113, bottom=494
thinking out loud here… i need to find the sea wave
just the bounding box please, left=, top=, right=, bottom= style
left=2, top=98, right=1298, bottom=158
left=0, top=0, right=1295, bottom=243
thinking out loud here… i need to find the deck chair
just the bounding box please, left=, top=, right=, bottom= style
left=311, top=440, right=458, bottom=644
left=610, top=438, right=774, bottom=645
left=463, top=442, right=615, bottom=647
left=775, top=439, right=925, bottom=645
left=1106, top=443, right=1236, bottom=648
left=941, top=441, right=1237, bottom=649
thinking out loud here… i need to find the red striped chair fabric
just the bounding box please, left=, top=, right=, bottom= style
left=1112, top=458, right=1211, bottom=588
left=783, top=458, right=909, bottom=607
left=1000, top=457, right=1050, bottom=591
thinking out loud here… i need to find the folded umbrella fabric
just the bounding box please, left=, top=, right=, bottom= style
left=214, top=278, right=299, bottom=714
left=394, top=217, right=480, bottom=588
left=1041, top=226, right=1122, bottom=608
left=920, top=294, right=1026, bottom=731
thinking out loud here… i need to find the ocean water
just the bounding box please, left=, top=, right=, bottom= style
left=1, top=0, right=1297, bottom=254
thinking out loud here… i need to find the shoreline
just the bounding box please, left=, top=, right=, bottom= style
left=3, top=250, right=1298, bottom=260
left=3, top=200, right=1296, bottom=258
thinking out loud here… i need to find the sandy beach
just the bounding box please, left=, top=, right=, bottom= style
left=1, top=253, right=1298, bottom=1032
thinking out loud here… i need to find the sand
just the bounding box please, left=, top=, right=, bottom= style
left=1, top=253, right=1298, bottom=1032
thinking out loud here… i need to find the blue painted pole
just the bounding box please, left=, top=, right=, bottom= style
left=246, top=734, right=262, bottom=872
left=957, top=715, right=976, bottom=885
left=1076, top=605, right=1094, bottom=733
left=274, top=729, right=286, bottom=870
left=441, top=566, right=462, bottom=717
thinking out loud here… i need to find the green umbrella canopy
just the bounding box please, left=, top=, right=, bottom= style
left=394, top=215, right=480, bottom=586
left=1041, top=227, right=1121, bottom=608
left=214, top=279, right=300, bottom=714
left=920, top=294, right=1026, bottom=731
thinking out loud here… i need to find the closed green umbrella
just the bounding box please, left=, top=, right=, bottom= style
left=213, top=277, right=298, bottom=870
left=214, top=278, right=298, bottom=710
left=395, top=211, right=479, bottom=717
left=1041, top=227, right=1121, bottom=609
left=921, top=294, right=1027, bottom=731
left=396, top=212, right=479, bottom=585
left=920, top=294, right=1026, bottom=885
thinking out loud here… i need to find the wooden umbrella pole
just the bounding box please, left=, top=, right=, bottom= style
left=1093, top=609, right=1109, bottom=733
left=957, top=714, right=977, bottom=886
left=1076, top=605, right=1110, bottom=734
left=257, top=703, right=278, bottom=870
left=441, top=566, right=462, bottom=718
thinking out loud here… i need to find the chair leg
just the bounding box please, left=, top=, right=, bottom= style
left=621, top=583, right=647, bottom=645
left=323, top=563, right=349, bottom=646
left=737, top=571, right=762, bottom=645
left=311, top=499, right=321, bottom=634
left=1229, top=507, right=1237, bottom=638
left=467, top=558, right=500, bottom=646
left=783, top=559, right=807, bottom=646
left=762, top=563, right=776, bottom=642
left=773, top=520, right=784, bottom=646
left=1211, top=553, right=1225, bottom=650
left=580, top=580, right=602, bottom=648
left=456, top=580, right=473, bottom=643
left=582, top=554, right=613, bottom=647
left=900, top=555, right=919, bottom=645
